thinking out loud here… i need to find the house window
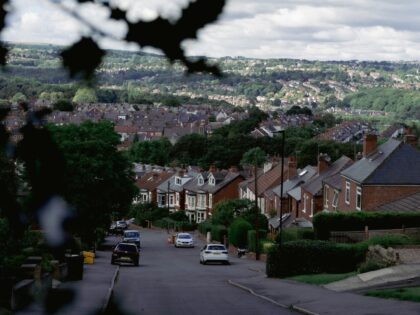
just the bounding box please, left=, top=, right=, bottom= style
left=175, top=177, right=182, bottom=185
left=332, top=190, right=339, bottom=210
left=356, top=187, right=362, bottom=210
left=303, top=194, right=307, bottom=213
left=197, top=212, right=205, bottom=223
left=208, top=194, right=213, bottom=209
left=198, top=176, right=204, bottom=186
left=158, top=194, right=166, bottom=207
left=310, top=198, right=314, bottom=217
left=208, top=175, right=215, bottom=186
left=169, top=194, right=174, bottom=206
left=324, top=185, right=329, bottom=207
left=198, top=194, right=206, bottom=209
left=176, top=193, right=180, bottom=205
left=345, top=181, right=350, bottom=205
left=187, top=196, right=196, bottom=209
left=142, top=194, right=148, bottom=202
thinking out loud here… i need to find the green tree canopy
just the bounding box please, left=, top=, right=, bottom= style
left=72, top=87, right=98, bottom=104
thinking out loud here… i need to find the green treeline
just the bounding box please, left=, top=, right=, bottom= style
left=342, top=88, right=420, bottom=119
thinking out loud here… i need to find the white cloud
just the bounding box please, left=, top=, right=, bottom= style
left=2, top=0, right=420, bottom=60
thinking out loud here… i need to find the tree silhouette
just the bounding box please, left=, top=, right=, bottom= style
left=0, top=0, right=226, bottom=77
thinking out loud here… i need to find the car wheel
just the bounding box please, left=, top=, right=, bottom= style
left=202, top=260, right=207, bottom=265
left=134, top=259, right=139, bottom=266
left=224, top=261, right=230, bottom=265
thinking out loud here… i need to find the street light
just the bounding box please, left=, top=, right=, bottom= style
left=277, top=129, right=285, bottom=246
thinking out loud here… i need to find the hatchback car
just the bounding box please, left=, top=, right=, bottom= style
left=200, top=244, right=229, bottom=265
left=174, top=233, right=194, bottom=248
left=123, top=230, right=141, bottom=248
left=111, top=242, right=139, bottom=266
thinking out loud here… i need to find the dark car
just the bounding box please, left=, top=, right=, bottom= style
left=111, top=242, right=139, bottom=266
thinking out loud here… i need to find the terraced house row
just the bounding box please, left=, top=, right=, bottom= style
left=134, top=133, right=420, bottom=224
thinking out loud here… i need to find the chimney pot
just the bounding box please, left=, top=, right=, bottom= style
left=318, top=153, right=330, bottom=174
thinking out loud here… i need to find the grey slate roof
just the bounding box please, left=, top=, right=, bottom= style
left=288, top=186, right=302, bottom=201
left=272, top=166, right=317, bottom=198
left=323, top=173, right=343, bottom=190
left=302, top=156, right=353, bottom=196
left=375, top=192, right=420, bottom=213
left=184, top=171, right=242, bottom=194
left=157, top=171, right=197, bottom=193
left=341, top=139, right=420, bottom=185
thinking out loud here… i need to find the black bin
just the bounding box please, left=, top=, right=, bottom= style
left=65, top=255, right=84, bottom=281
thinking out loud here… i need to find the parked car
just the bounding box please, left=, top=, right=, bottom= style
left=200, top=244, right=229, bottom=265
left=174, top=233, right=194, bottom=248
left=109, top=220, right=128, bottom=235
left=122, top=230, right=141, bottom=248
left=116, top=220, right=128, bottom=229
left=111, top=242, right=139, bottom=266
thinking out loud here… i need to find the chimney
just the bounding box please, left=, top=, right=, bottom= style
left=209, top=165, right=217, bottom=173
left=177, top=169, right=185, bottom=178
left=356, top=152, right=363, bottom=161
left=229, top=166, right=238, bottom=173
left=404, top=134, right=418, bottom=149
left=363, top=134, right=377, bottom=157
left=288, top=155, right=297, bottom=179
left=318, top=153, right=330, bottom=174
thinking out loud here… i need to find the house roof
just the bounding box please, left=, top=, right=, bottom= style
left=184, top=171, right=243, bottom=194
left=287, top=186, right=302, bottom=201
left=375, top=192, right=420, bottom=213
left=341, top=139, right=420, bottom=185
left=323, top=172, right=343, bottom=190
left=246, top=161, right=288, bottom=197
left=302, top=156, right=353, bottom=196
left=136, top=171, right=173, bottom=191
left=272, top=166, right=317, bottom=198
left=156, top=171, right=198, bottom=193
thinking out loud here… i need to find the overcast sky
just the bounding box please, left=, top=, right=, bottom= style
left=3, top=0, right=420, bottom=61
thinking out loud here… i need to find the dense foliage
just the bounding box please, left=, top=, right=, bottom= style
left=228, top=218, right=253, bottom=248
left=48, top=121, right=138, bottom=244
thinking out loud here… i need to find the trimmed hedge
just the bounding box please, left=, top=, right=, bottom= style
left=229, top=218, right=253, bottom=248
left=211, top=225, right=227, bottom=243
left=198, top=221, right=212, bottom=235
left=266, top=240, right=367, bottom=278
left=247, top=229, right=268, bottom=252
left=313, top=212, right=420, bottom=240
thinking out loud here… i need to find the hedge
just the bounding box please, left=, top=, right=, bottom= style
left=211, top=225, right=227, bottom=243
left=276, top=227, right=314, bottom=243
left=229, top=218, right=253, bottom=248
left=266, top=240, right=367, bottom=277
left=313, top=212, right=420, bottom=240
left=247, top=229, right=268, bottom=252
left=198, top=221, right=212, bottom=235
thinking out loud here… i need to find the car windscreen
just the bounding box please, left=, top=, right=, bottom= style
left=117, top=244, right=137, bottom=252
left=208, top=245, right=226, bottom=251
left=124, top=232, right=139, bottom=238
left=178, top=234, right=191, bottom=239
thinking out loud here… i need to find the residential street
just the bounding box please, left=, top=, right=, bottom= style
left=111, top=228, right=294, bottom=315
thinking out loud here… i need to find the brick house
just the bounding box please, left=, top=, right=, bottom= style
left=156, top=169, right=196, bottom=212
left=298, top=154, right=353, bottom=220
left=134, top=170, right=173, bottom=205
left=184, top=167, right=244, bottom=223
left=239, top=159, right=289, bottom=216
left=339, top=135, right=420, bottom=212
left=271, top=164, right=317, bottom=218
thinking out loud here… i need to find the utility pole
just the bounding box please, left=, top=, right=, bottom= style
left=278, top=130, right=285, bottom=247
left=167, top=180, right=170, bottom=213
left=254, top=164, right=260, bottom=261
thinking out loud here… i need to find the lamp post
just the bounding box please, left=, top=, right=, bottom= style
left=254, top=164, right=260, bottom=260
left=278, top=130, right=285, bottom=246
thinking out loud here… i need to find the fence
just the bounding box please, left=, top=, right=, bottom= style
left=330, top=226, right=420, bottom=243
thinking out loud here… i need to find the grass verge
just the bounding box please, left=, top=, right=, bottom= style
left=287, top=272, right=357, bottom=285
left=366, top=287, right=420, bottom=302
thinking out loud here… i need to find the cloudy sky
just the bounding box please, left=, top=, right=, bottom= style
left=3, top=0, right=420, bottom=61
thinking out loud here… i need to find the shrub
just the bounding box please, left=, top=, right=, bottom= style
left=169, top=211, right=189, bottom=222
left=211, top=225, right=227, bottom=243
left=276, top=227, right=314, bottom=243
left=240, top=212, right=269, bottom=231
left=198, top=221, right=212, bottom=235
left=229, top=218, right=253, bottom=248
left=266, top=240, right=366, bottom=278
left=313, top=212, right=420, bottom=240
left=247, top=229, right=268, bottom=252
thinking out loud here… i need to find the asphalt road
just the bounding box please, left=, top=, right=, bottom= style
left=111, top=228, right=294, bottom=315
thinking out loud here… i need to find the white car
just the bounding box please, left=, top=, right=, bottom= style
left=200, top=244, right=229, bottom=265
left=175, top=233, right=194, bottom=248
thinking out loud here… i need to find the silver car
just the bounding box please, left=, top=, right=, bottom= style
left=175, top=233, right=194, bottom=248
left=122, top=230, right=141, bottom=248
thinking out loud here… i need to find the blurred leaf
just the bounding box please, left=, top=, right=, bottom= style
left=61, top=37, right=105, bottom=80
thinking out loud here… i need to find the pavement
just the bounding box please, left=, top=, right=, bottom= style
left=16, top=237, right=119, bottom=315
